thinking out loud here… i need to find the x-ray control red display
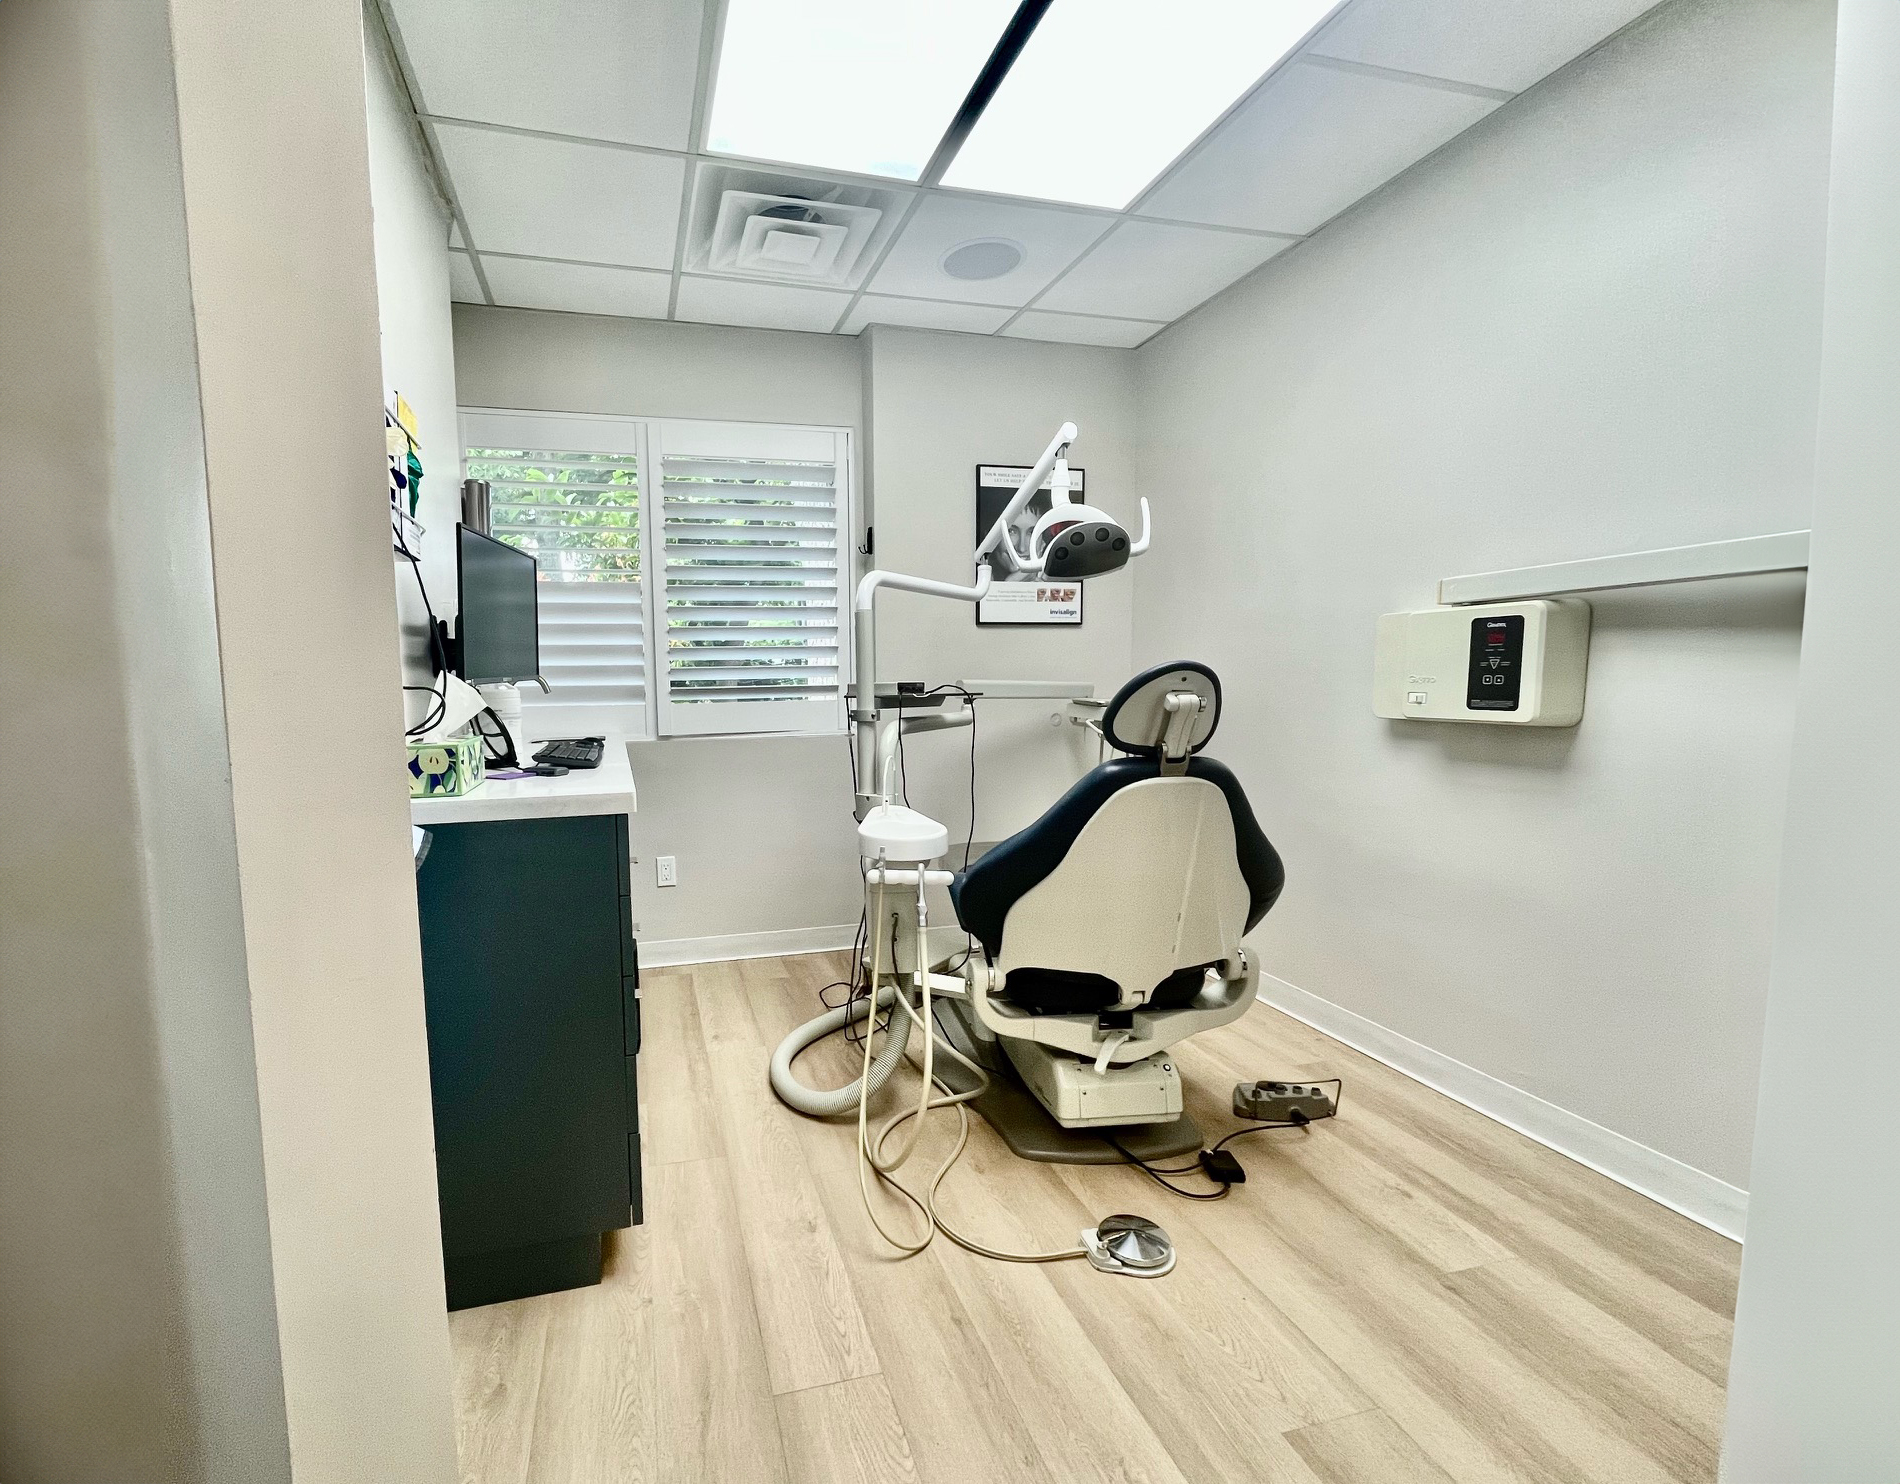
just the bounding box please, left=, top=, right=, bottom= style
left=1467, top=615, right=1524, bottom=710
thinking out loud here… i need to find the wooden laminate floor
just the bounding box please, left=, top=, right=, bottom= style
left=451, top=952, right=1741, bottom=1484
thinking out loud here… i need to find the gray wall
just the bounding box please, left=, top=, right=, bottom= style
left=861, top=326, right=1138, bottom=850
left=0, top=1, right=290, bottom=1477
left=1130, top=0, right=1834, bottom=1192
left=451, top=310, right=1138, bottom=947
left=365, top=14, right=464, bottom=719
left=1721, top=0, right=1900, bottom=1474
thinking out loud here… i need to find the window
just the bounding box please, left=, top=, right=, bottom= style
left=459, top=410, right=852, bottom=739
left=650, top=421, right=847, bottom=737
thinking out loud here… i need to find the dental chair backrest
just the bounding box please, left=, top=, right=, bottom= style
left=950, top=662, right=1284, bottom=1016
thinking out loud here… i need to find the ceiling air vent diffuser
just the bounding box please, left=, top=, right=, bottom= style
left=708, top=190, right=879, bottom=285
left=686, top=166, right=913, bottom=290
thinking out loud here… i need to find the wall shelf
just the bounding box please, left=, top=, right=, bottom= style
left=1438, top=530, right=1811, bottom=606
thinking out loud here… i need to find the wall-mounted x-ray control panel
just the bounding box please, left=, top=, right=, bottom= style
left=1373, top=599, right=1591, bottom=726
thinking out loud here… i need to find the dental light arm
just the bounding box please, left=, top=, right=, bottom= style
left=851, top=420, right=1151, bottom=819
left=852, top=568, right=993, bottom=818
left=974, top=422, right=1076, bottom=571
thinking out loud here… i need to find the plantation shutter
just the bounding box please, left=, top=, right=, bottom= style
left=650, top=421, right=851, bottom=737
left=460, top=410, right=652, bottom=739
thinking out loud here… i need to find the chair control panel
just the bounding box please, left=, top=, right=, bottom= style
left=1373, top=599, right=1590, bottom=727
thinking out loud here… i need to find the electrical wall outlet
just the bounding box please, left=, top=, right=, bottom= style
left=656, top=855, right=678, bottom=888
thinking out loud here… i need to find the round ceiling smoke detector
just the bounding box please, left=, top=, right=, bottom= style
left=940, top=238, right=1024, bottom=282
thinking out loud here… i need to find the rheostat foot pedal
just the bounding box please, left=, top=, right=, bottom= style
left=1081, top=1214, right=1175, bottom=1278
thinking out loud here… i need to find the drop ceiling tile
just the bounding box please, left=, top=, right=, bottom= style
left=868, top=196, right=1115, bottom=307
left=434, top=123, right=684, bottom=268
left=448, top=249, right=484, bottom=303
left=1037, top=222, right=1294, bottom=322
left=482, top=256, right=672, bottom=319
left=840, top=297, right=1013, bottom=336
left=675, top=276, right=851, bottom=333
left=387, top=0, right=705, bottom=149
left=1002, top=312, right=1164, bottom=349
left=1139, top=60, right=1500, bottom=235
left=1308, top=0, right=1658, bottom=94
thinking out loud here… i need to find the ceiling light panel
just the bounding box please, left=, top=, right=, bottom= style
left=706, top=0, right=1020, bottom=181
left=942, top=0, right=1343, bottom=209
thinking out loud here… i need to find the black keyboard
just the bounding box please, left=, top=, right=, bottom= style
left=533, top=736, right=605, bottom=769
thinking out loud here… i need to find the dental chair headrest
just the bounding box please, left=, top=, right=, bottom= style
left=1102, top=660, right=1221, bottom=759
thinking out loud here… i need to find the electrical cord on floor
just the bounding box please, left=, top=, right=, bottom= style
left=1101, top=1079, right=1345, bottom=1195
left=1103, top=1135, right=1234, bottom=1200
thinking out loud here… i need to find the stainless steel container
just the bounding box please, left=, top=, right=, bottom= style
left=461, top=477, right=491, bottom=534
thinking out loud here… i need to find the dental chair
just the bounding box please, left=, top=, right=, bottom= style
left=943, top=660, right=1284, bottom=1159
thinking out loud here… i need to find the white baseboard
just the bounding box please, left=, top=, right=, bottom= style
left=1257, top=971, right=1747, bottom=1243
left=640, top=923, right=859, bottom=969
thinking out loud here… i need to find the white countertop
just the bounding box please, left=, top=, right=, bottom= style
left=410, top=740, right=636, bottom=826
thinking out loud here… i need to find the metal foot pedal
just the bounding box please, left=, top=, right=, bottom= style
left=1081, top=1214, right=1175, bottom=1278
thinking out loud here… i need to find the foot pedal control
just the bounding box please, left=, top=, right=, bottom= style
left=1081, top=1214, right=1175, bottom=1278
left=1234, top=1080, right=1337, bottom=1123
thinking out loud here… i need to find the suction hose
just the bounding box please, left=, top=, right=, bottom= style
left=770, top=985, right=912, bottom=1117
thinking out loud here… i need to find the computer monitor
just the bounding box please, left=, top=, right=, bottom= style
left=455, top=524, right=539, bottom=684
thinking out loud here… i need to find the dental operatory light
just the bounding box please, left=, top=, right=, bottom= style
left=705, top=0, right=1019, bottom=180
left=941, top=0, right=1344, bottom=208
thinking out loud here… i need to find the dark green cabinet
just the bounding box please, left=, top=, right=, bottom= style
left=415, top=810, right=641, bottom=1310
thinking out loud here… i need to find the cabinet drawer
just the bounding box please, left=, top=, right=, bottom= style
left=618, top=892, right=637, bottom=979
left=623, top=976, right=640, bottom=1056
left=628, top=1134, right=644, bottom=1226
left=625, top=1054, right=640, bottom=1132
left=614, top=813, right=631, bottom=898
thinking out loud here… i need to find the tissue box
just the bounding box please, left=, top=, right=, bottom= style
left=408, top=733, right=484, bottom=798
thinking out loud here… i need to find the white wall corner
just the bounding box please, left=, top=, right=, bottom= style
left=1257, top=971, right=1747, bottom=1242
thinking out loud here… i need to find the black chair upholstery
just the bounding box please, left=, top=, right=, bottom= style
left=949, top=661, right=1285, bottom=995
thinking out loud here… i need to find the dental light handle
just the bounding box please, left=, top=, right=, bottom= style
left=974, top=421, right=1076, bottom=573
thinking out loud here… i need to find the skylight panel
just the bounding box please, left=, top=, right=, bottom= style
left=706, top=0, right=1021, bottom=181
left=941, top=0, right=1342, bottom=208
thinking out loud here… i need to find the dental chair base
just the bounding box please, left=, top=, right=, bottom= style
left=1003, top=1037, right=1181, bottom=1128
left=931, top=995, right=1207, bottom=1164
